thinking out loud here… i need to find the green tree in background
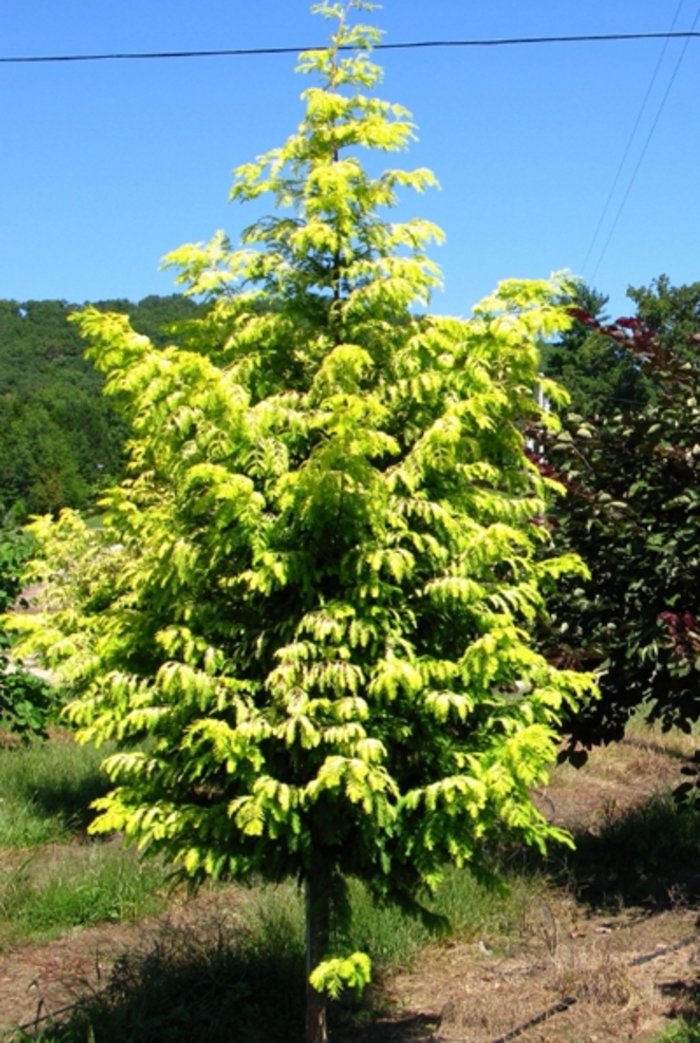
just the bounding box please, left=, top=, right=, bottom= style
left=540, top=280, right=653, bottom=416
left=0, top=295, right=204, bottom=520
left=13, top=4, right=593, bottom=1040
left=627, top=273, right=700, bottom=356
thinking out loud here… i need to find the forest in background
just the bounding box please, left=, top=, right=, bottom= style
left=2, top=276, right=700, bottom=525
left=0, top=294, right=204, bottom=522
left=3, top=277, right=700, bottom=524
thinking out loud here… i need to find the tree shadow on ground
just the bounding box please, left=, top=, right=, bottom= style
left=15, top=924, right=307, bottom=1043
left=332, top=1012, right=440, bottom=1042
left=545, top=791, right=700, bottom=911
left=655, top=980, right=700, bottom=1039
left=9, top=918, right=443, bottom=1043
left=13, top=792, right=700, bottom=1043
left=28, top=772, right=111, bottom=835
left=0, top=737, right=112, bottom=836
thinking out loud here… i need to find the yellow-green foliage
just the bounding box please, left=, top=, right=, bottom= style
left=8, top=0, right=595, bottom=1004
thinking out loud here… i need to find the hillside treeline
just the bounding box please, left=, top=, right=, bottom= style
left=3, top=278, right=699, bottom=524
left=0, top=295, right=204, bottom=521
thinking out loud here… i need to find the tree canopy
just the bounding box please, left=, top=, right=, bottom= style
left=537, top=307, right=700, bottom=756
left=0, top=526, right=55, bottom=739
left=540, top=280, right=653, bottom=417
left=627, top=274, right=700, bottom=357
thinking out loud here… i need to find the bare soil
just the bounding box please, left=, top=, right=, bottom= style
left=3, top=734, right=700, bottom=1042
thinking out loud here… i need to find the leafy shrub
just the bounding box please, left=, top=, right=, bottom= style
left=0, top=526, right=57, bottom=740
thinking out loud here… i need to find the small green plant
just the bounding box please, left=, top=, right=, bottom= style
left=0, top=526, right=58, bottom=742
left=654, top=1023, right=700, bottom=1042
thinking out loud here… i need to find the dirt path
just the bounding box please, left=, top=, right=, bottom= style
left=2, top=736, right=700, bottom=1042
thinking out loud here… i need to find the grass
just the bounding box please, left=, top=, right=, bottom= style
left=0, top=731, right=545, bottom=961
left=0, top=734, right=110, bottom=847
left=3, top=726, right=700, bottom=1041
left=336, top=866, right=540, bottom=973
left=0, top=843, right=169, bottom=949
left=0, top=733, right=172, bottom=951
left=1, top=869, right=546, bottom=1043
left=4, top=903, right=308, bottom=1043
left=655, top=1026, right=700, bottom=1042
left=248, top=863, right=542, bottom=980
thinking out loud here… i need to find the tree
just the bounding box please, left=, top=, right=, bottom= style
left=540, top=280, right=653, bottom=416
left=534, top=277, right=700, bottom=758
left=536, top=311, right=700, bottom=756
left=12, top=4, right=593, bottom=1039
left=627, top=274, right=700, bottom=357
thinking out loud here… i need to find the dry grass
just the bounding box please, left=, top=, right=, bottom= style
left=3, top=724, right=700, bottom=1041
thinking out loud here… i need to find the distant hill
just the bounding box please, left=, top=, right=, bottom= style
left=0, top=295, right=204, bottom=521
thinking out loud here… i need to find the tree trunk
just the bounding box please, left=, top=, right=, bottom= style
left=305, top=854, right=331, bottom=1043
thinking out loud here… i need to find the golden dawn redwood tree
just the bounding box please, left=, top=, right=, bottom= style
left=12, top=4, right=595, bottom=1040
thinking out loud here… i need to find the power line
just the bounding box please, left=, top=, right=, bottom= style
left=580, top=1, right=686, bottom=276
left=1, top=30, right=700, bottom=65
left=589, top=5, right=700, bottom=284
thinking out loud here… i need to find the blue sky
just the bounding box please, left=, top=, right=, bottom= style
left=1, top=0, right=698, bottom=319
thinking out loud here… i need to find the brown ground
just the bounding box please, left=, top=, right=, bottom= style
left=0, top=887, right=253, bottom=1036
left=2, top=734, right=700, bottom=1043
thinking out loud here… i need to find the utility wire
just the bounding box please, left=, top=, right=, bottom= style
left=589, top=5, right=700, bottom=284
left=580, top=1, right=686, bottom=276
left=1, top=31, right=700, bottom=64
